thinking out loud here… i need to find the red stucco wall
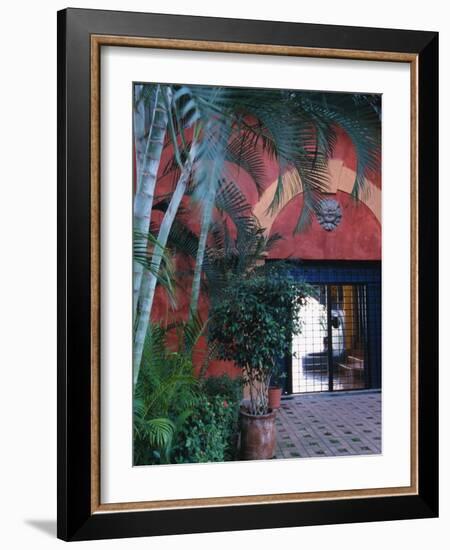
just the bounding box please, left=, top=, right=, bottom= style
left=268, top=191, right=381, bottom=261
left=146, top=126, right=381, bottom=378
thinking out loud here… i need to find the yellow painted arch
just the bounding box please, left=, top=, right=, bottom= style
left=252, top=159, right=381, bottom=233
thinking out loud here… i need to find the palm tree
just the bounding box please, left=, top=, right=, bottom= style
left=133, top=141, right=198, bottom=384
left=164, top=183, right=282, bottom=303
left=185, top=88, right=380, bottom=316
left=186, top=88, right=330, bottom=316
left=133, top=86, right=206, bottom=384
left=133, top=85, right=381, bottom=381
left=134, top=86, right=238, bottom=381
left=133, top=84, right=170, bottom=322
left=133, top=314, right=206, bottom=465
left=188, top=119, right=233, bottom=316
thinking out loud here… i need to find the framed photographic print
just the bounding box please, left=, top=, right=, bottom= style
left=57, top=8, right=439, bottom=541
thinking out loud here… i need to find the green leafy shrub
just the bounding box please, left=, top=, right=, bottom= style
left=202, top=374, right=242, bottom=459
left=133, top=347, right=198, bottom=465
left=208, top=265, right=310, bottom=415
left=133, top=320, right=204, bottom=465
left=202, top=373, right=242, bottom=404
left=173, top=392, right=238, bottom=464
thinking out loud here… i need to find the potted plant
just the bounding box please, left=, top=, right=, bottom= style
left=268, top=363, right=287, bottom=410
left=208, top=266, right=308, bottom=460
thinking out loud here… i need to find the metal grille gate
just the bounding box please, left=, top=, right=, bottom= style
left=275, top=261, right=381, bottom=395
left=291, top=284, right=369, bottom=393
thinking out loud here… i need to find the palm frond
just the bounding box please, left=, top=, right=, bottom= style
left=183, top=310, right=207, bottom=353
left=295, top=93, right=381, bottom=200
left=225, top=134, right=266, bottom=195
left=167, top=219, right=200, bottom=258
left=133, top=231, right=176, bottom=305
left=134, top=83, right=158, bottom=111
left=144, top=417, right=175, bottom=451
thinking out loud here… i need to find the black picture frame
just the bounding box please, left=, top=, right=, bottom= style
left=57, top=7, right=438, bottom=541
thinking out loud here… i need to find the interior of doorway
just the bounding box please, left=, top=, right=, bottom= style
left=291, top=284, right=368, bottom=393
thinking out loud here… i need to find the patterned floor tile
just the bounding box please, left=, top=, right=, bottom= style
left=275, top=391, right=382, bottom=459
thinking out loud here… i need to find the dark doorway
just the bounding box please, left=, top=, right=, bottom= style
left=276, top=261, right=381, bottom=395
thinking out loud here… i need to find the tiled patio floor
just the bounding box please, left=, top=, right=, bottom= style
left=274, top=390, right=381, bottom=459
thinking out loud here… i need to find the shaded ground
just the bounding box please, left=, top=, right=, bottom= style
left=275, top=390, right=381, bottom=459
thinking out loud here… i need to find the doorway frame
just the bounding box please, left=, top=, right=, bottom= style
left=273, top=260, right=382, bottom=395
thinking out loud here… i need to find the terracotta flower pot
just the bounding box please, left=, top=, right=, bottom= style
left=239, top=408, right=276, bottom=460
left=268, top=386, right=282, bottom=410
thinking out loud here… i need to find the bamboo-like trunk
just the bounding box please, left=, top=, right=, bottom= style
left=188, top=182, right=216, bottom=318
left=133, top=85, right=169, bottom=323
left=133, top=84, right=147, bottom=191
left=189, top=125, right=231, bottom=318
left=133, top=142, right=198, bottom=386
